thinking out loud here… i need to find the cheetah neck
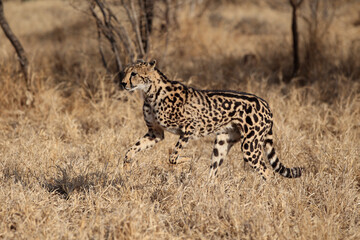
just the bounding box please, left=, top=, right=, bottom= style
left=144, top=69, right=171, bottom=98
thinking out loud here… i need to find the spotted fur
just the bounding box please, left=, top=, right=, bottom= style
left=120, top=60, right=302, bottom=180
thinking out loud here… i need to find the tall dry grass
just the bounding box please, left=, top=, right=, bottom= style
left=0, top=0, right=359, bottom=239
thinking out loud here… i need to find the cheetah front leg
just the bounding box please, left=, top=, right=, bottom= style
left=124, top=128, right=164, bottom=163
left=124, top=102, right=164, bottom=164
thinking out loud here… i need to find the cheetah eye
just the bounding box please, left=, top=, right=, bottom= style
left=131, top=72, right=137, bottom=77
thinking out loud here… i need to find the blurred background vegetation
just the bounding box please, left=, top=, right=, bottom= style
left=1, top=0, right=359, bottom=97
left=0, top=1, right=359, bottom=239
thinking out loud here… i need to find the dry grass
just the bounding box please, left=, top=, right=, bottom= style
left=0, top=0, right=359, bottom=239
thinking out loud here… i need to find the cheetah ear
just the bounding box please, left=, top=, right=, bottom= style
left=149, top=60, right=156, bottom=69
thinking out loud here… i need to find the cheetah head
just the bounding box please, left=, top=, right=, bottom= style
left=120, top=60, right=157, bottom=92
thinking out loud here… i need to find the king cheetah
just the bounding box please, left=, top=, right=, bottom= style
left=120, top=60, right=302, bottom=180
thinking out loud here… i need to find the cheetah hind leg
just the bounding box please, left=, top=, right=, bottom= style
left=168, top=135, right=191, bottom=164
left=241, top=138, right=271, bottom=180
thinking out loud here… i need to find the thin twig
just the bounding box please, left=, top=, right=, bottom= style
left=122, top=0, right=145, bottom=57
left=97, top=21, right=109, bottom=72
left=91, top=0, right=123, bottom=73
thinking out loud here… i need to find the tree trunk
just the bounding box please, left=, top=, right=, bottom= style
left=0, top=0, right=29, bottom=84
left=291, top=5, right=299, bottom=76
left=289, top=0, right=303, bottom=78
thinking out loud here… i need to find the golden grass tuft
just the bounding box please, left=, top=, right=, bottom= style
left=0, top=1, right=359, bottom=239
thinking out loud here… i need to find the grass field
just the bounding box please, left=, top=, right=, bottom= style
left=0, top=0, right=359, bottom=239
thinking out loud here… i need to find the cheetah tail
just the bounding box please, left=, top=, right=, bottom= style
left=264, top=130, right=302, bottom=178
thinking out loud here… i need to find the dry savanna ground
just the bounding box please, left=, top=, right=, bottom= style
left=0, top=0, right=359, bottom=239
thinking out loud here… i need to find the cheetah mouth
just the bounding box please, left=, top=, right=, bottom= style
left=127, top=85, right=137, bottom=91
left=124, top=86, right=138, bottom=92
left=123, top=82, right=136, bottom=91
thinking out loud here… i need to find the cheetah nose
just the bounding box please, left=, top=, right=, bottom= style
left=120, top=82, right=127, bottom=89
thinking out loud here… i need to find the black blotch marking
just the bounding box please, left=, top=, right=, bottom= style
left=271, top=157, right=279, bottom=168
left=246, top=116, right=253, bottom=126
left=155, top=87, right=163, bottom=101
left=268, top=148, right=276, bottom=160
left=219, top=159, right=224, bottom=166
left=219, top=140, right=225, bottom=145
left=264, top=139, right=273, bottom=145
left=279, top=166, right=285, bottom=174
left=229, top=111, right=236, bottom=117
left=246, top=130, right=255, bottom=139
left=213, top=162, right=218, bottom=169
left=245, top=105, right=252, bottom=114
left=256, top=100, right=261, bottom=111
left=260, top=161, right=266, bottom=168
left=234, top=101, right=242, bottom=109
left=244, top=125, right=248, bottom=133
left=213, top=148, right=219, bottom=157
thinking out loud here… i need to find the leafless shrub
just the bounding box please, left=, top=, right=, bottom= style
left=300, top=0, right=337, bottom=77
left=291, top=0, right=360, bottom=83
left=88, top=0, right=180, bottom=83
left=256, top=0, right=360, bottom=84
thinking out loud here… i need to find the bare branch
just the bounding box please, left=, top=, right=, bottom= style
left=122, top=0, right=145, bottom=58
left=0, top=0, right=29, bottom=85
left=90, top=1, right=123, bottom=75
left=97, top=22, right=109, bottom=72
left=105, top=4, right=136, bottom=61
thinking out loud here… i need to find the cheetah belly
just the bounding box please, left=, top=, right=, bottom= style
left=165, top=127, right=184, bottom=135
